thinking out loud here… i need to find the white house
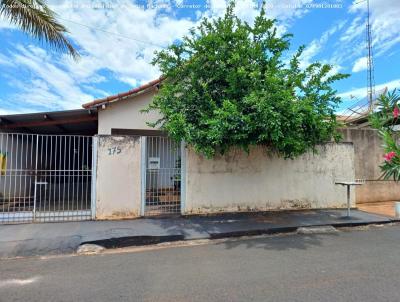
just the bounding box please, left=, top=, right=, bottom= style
left=82, top=78, right=355, bottom=220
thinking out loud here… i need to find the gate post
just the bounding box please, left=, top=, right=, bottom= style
left=91, top=136, right=98, bottom=220
left=33, top=135, right=39, bottom=222
left=180, top=141, right=186, bottom=215
left=140, top=136, right=146, bottom=217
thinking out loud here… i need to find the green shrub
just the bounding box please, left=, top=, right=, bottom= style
left=146, top=2, right=348, bottom=158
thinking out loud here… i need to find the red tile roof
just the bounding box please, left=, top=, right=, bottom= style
left=82, top=77, right=164, bottom=109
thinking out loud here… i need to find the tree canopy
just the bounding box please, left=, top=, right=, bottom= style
left=148, top=2, right=348, bottom=158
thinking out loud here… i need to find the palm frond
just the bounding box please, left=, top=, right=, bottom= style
left=0, top=0, right=79, bottom=59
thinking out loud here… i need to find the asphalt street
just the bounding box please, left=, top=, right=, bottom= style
left=1, top=224, right=400, bottom=302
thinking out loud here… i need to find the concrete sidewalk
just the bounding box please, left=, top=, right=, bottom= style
left=0, top=209, right=394, bottom=259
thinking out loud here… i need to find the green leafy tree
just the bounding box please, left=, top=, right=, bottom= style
left=0, top=0, right=78, bottom=59
left=369, top=89, right=400, bottom=180
left=147, top=2, right=348, bottom=158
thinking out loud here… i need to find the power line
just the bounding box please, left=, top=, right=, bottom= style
left=58, top=17, right=167, bottom=49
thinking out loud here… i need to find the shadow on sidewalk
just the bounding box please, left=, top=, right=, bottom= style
left=216, top=232, right=339, bottom=251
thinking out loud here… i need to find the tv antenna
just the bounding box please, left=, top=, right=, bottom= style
left=365, top=0, right=375, bottom=109
left=342, top=0, right=383, bottom=126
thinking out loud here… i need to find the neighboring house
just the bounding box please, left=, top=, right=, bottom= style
left=1, top=78, right=394, bottom=224
left=337, top=87, right=400, bottom=204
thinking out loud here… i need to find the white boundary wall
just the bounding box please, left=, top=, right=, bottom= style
left=94, top=138, right=355, bottom=218
left=183, top=143, right=355, bottom=214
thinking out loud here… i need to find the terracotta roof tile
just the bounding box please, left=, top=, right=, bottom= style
left=82, top=77, right=164, bottom=109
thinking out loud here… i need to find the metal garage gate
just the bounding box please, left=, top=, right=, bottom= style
left=0, top=133, right=94, bottom=224
left=144, top=136, right=182, bottom=216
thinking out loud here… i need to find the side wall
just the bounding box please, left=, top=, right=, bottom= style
left=98, top=90, right=159, bottom=135
left=183, top=143, right=355, bottom=214
left=340, top=128, right=400, bottom=203
left=95, top=135, right=141, bottom=219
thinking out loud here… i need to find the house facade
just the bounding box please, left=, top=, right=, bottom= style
left=82, top=78, right=355, bottom=220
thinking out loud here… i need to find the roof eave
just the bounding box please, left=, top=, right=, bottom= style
left=82, top=77, right=164, bottom=109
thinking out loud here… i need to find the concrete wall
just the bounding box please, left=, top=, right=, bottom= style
left=183, top=143, right=355, bottom=214
left=98, top=90, right=160, bottom=135
left=95, top=135, right=142, bottom=219
left=340, top=128, right=400, bottom=203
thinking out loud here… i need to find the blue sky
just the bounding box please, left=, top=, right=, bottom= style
left=0, top=0, right=399, bottom=115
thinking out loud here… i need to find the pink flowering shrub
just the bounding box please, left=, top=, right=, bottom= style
left=384, top=151, right=396, bottom=162
left=369, top=89, right=400, bottom=181
left=394, top=106, right=399, bottom=119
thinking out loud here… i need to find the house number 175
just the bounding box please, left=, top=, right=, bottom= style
left=108, top=146, right=122, bottom=155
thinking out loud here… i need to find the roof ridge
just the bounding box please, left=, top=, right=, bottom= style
left=82, top=77, right=164, bottom=109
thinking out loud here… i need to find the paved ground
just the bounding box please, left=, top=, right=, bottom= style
left=1, top=224, right=400, bottom=302
left=358, top=201, right=397, bottom=218
left=0, top=209, right=392, bottom=258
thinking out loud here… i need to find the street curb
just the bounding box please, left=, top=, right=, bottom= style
left=77, top=220, right=397, bottom=251
left=208, top=227, right=298, bottom=239
left=331, top=220, right=395, bottom=228
left=81, top=235, right=185, bottom=249
left=78, top=228, right=300, bottom=251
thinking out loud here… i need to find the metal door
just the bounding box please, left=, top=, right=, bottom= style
left=144, top=136, right=181, bottom=216
left=0, top=133, right=94, bottom=224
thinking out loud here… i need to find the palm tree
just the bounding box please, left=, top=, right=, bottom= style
left=0, top=0, right=79, bottom=59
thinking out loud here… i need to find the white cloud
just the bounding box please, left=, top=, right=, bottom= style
left=119, top=77, right=138, bottom=87
left=55, top=0, right=313, bottom=84
left=0, top=0, right=315, bottom=113
left=300, top=20, right=347, bottom=69
left=1, top=0, right=196, bottom=112
left=0, top=18, right=16, bottom=30
left=0, top=53, right=12, bottom=67
left=50, top=0, right=196, bottom=85
left=0, top=107, right=25, bottom=115
left=14, top=45, right=93, bottom=107
left=347, top=0, right=400, bottom=57
left=3, top=45, right=94, bottom=111
left=339, top=16, right=363, bottom=43
left=326, top=0, right=400, bottom=75
left=338, top=78, right=400, bottom=101
left=352, top=56, right=367, bottom=73
left=206, top=0, right=313, bottom=32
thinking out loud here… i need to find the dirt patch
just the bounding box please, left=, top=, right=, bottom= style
left=358, top=201, right=397, bottom=218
